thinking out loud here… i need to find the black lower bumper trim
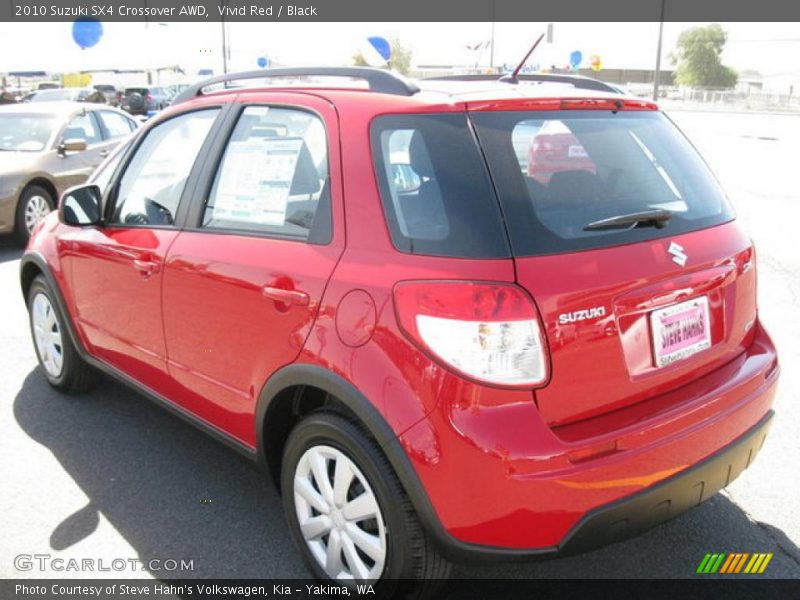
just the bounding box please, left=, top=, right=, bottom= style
left=436, top=410, right=774, bottom=562
left=558, top=410, right=774, bottom=555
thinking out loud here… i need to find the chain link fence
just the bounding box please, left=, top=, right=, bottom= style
left=655, top=86, right=800, bottom=113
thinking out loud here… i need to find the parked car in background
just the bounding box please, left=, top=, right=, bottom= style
left=93, top=84, right=119, bottom=106
left=0, top=101, right=137, bottom=245
left=120, top=86, right=173, bottom=115
left=0, top=88, right=17, bottom=104
left=524, top=120, right=597, bottom=185
left=26, top=87, right=107, bottom=104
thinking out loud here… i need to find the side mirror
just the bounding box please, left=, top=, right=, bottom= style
left=60, top=184, right=103, bottom=227
left=58, top=138, right=87, bottom=156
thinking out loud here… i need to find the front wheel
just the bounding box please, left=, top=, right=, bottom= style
left=281, top=410, right=450, bottom=598
left=28, top=275, right=98, bottom=393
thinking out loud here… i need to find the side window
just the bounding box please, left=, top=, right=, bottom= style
left=202, top=106, right=330, bottom=243
left=111, top=109, right=218, bottom=227
left=98, top=111, right=135, bottom=140
left=91, top=140, right=130, bottom=194
left=379, top=128, right=449, bottom=241
left=370, top=113, right=509, bottom=258
left=63, top=112, right=102, bottom=145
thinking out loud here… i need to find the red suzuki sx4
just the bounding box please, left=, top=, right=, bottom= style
left=20, top=68, right=779, bottom=596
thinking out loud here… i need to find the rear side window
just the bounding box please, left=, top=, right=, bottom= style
left=371, top=113, right=509, bottom=258
left=473, top=110, right=734, bottom=256
left=202, top=106, right=331, bottom=244
left=98, top=110, right=135, bottom=139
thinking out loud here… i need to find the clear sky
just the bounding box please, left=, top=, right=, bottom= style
left=1, top=21, right=798, bottom=77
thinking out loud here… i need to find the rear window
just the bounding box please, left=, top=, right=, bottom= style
left=371, top=113, right=509, bottom=258
left=473, top=110, right=734, bottom=256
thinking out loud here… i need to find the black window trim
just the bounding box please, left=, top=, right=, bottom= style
left=181, top=101, right=335, bottom=247
left=101, top=104, right=229, bottom=231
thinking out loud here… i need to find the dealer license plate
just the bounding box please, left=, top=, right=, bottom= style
left=650, top=296, right=712, bottom=367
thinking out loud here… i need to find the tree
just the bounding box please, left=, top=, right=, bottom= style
left=352, top=38, right=413, bottom=75
left=670, top=24, right=737, bottom=88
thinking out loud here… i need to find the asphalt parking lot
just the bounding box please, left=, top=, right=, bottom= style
left=1, top=109, right=799, bottom=584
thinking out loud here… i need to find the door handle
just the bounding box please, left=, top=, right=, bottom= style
left=132, top=257, right=161, bottom=276
left=261, top=286, right=309, bottom=307
left=98, top=149, right=110, bottom=158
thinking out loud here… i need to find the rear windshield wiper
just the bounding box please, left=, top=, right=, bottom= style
left=583, top=209, right=673, bottom=231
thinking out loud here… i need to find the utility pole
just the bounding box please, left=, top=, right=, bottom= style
left=490, top=21, right=495, bottom=69
left=653, top=0, right=666, bottom=101
left=489, top=0, right=496, bottom=70
left=221, top=0, right=229, bottom=75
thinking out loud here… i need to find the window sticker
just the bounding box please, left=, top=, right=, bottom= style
left=213, top=137, right=304, bottom=226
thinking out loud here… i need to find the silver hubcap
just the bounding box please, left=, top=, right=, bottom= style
left=293, top=445, right=387, bottom=581
left=32, top=293, right=64, bottom=377
left=24, top=195, right=51, bottom=233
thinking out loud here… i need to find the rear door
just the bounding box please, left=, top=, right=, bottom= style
left=161, top=95, right=344, bottom=445
left=473, top=106, right=757, bottom=426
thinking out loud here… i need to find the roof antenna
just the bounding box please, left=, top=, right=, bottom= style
left=499, top=32, right=545, bottom=84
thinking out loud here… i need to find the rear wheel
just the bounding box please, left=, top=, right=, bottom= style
left=28, top=275, right=98, bottom=393
left=15, top=185, right=54, bottom=246
left=281, top=410, right=450, bottom=598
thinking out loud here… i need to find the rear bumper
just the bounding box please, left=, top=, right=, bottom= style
left=559, top=409, right=773, bottom=555
left=398, top=321, right=779, bottom=559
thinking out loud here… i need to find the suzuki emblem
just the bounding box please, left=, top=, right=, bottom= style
left=667, top=241, right=688, bottom=267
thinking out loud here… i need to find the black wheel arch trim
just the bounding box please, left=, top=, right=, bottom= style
left=254, top=362, right=552, bottom=562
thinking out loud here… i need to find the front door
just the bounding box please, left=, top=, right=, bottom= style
left=65, top=108, right=221, bottom=393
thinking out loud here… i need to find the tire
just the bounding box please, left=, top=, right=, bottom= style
left=282, top=410, right=450, bottom=599
left=15, top=184, right=55, bottom=246
left=27, top=275, right=98, bottom=393
left=127, top=92, right=144, bottom=112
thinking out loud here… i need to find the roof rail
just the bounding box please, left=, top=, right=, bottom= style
left=423, top=73, right=621, bottom=94
left=173, top=67, right=420, bottom=104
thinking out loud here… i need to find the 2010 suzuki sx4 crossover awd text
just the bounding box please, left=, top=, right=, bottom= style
left=20, top=68, right=779, bottom=597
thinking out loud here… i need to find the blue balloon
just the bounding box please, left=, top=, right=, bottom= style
left=257, top=56, right=269, bottom=68
left=72, top=18, right=103, bottom=50
left=367, top=36, right=392, bottom=62
left=569, top=50, right=583, bottom=67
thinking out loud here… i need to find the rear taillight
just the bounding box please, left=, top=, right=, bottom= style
left=393, top=281, right=548, bottom=388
